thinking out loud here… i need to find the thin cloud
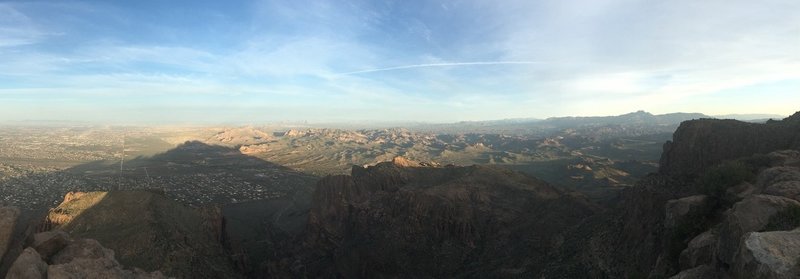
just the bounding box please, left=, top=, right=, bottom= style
left=335, top=61, right=544, bottom=76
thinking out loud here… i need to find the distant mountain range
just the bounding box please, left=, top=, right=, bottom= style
left=410, top=110, right=710, bottom=135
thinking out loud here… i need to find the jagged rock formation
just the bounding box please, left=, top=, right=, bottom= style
left=39, top=191, right=239, bottom=278
left=540, top=112, right=800, bottom=278
left=0, top=207, right=19, bottom=264
left=5, top=231, right=168, bottom=279
left=288, top=156, right=598, bottom=277
left=660, top=112, right=800, bottom=178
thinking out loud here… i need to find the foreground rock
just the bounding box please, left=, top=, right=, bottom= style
left=0, top=207, right=19, bottom=263
left=6, top=231, right=168, bottom=279
left=679, top=230, right=717, bottom=270
left=717, top=195, right=800, bottom=265
left=5, top=248, right=47, bottom=279
left=31, top=231, right=68, bottom=260
left=734, top=230, right=800, bottom=279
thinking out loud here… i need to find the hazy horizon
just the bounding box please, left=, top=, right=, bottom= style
left=1, top=0, right=798, bottom=123
left=0, top=110, right=790, bottom=127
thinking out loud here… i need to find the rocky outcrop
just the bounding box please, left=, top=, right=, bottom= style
left=542, top=112, right=800, bottom=278
left=734, top=230, right=800, bottom=279
left=39, top=192, right=106, bottom=232
left=664, top=195, right=710, bottom=228
left=6, top=232, right=168, bottom=279
left=42, top=191, right=239, bottom=278
left=717, top=195, right=800, bottom=265
left=0, top=206, right=19, bottom=264
left=299, top=159, right=598, bottom=277
left=679, top=230, right=717, bottom=270
left=5, top=248, right=47, bottom=279
left=31, top=230, right=69, bottom=260
left=757, top=167, right=800, bottom=189
left=764, top=181, right=800, bottom=202
left=660, top=115, right=800, bottom=178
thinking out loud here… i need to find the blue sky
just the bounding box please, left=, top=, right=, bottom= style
left=0, top=0, right=799, bottom=123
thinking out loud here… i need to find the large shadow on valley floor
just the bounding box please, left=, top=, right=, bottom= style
left=0, top=141, right=320, bottom=278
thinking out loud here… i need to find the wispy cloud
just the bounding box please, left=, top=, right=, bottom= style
left=1, top=0, right=799, bottom=122
left=334, top=61, right=544, bottom=76
left=0, top=4, right=46, bottom=47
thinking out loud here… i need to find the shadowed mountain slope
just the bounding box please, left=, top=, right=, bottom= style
left=661, top=112, right=800, bottom=178
left=280, top=157, right=599, bottom=277
left=41, top=190, right=240, bottom=278
left=541, top=111, right=800, bottom=278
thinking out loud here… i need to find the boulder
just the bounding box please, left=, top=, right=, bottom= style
left=733, top=230, right=800, bottom=279
left=767, top=150, right=800, bottom=168
left=31, top=231, right=69, bottom=261
left=0, top=206, right=20, bottom=262
left=5, top=247, right=47, bottom=279
left=50, top=239, right=115, bottom=266
left=756, top=167, right=800, bottom=189
left=679, top=230, right=717, bottom=270
left=725, top=182, right=759, bottom=201
left=5, top=230, right=170, bottom=279
left=764, top=181, right=800, bottom=202
left=664, top=195, right=710, bottom=228
left=668, top=265, right=717, bottom=279
left=717, top=195, right=800, bottom=265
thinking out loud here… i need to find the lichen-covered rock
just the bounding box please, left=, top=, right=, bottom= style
left=31, top=230, right=69, bottom=261
left=664, top=195, right=710, bottom=228
left=733, top=230, right=800, bottom=279
left=5, top=248, right=47, bottom=279
left=668, top=265, right=717, bottom=279
left=717, top=195, right=800, bottom=265
left=0, top=206, right=19, bottom=262
left=679, top=230, right=717, bottom=270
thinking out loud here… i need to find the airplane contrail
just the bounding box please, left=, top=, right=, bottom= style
left=336, top=61, right=543, bottom=76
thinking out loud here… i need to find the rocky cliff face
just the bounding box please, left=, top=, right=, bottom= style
left=39, top=191, right=240, bottom=278
left=542, top=113, right=800, bottom=278
left=660, top=113, right=800, bottom=178
left=291, top=157, right=598, bottom=277
left=550, top=112, right=800, bottom=278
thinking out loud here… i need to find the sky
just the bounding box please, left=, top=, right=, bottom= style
left=0, top=0, right=799, bottom=124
